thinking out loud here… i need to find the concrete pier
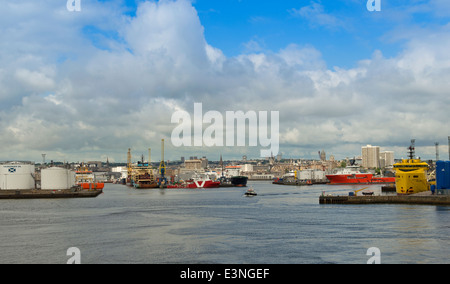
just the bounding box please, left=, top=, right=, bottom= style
left=319, top=193, right=450, bottom=206
left=0, top=189, right=103, bottom=200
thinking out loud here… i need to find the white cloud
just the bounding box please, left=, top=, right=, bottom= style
left=0, top=0, right=449, bottom=162
left=14, top=68, right=55, bottom=91
left=290, top=1, right=347, bottom=30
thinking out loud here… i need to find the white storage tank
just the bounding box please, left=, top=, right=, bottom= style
left=299, top=169, right=313, bottom=180
left=41, top=167, right=76, bottom=190
left=299, top=169, right=326, bottom=180
left=0, top=162, right=36, bottom=190
left=313, top=170, right=326, bottom=180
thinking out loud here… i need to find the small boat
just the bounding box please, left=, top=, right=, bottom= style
left=245, top=187, right=257, bottom=196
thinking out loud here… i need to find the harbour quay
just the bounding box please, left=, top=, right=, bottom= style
left=0, top=189, right=102, bottom=200
left=0, top=161, right=104, bottom=200
left=319, top=192, right=450, bottom=206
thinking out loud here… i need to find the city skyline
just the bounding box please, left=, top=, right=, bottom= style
left=1, top=0, right=449, bottom=163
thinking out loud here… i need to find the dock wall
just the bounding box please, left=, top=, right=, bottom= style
left=0, top=189, right=103, bottom=200
left=319, top=195, right=450, bottom=206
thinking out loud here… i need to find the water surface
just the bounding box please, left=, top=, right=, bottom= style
left=0, top=182, right=448, bottom=264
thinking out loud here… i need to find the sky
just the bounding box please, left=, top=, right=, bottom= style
left=1, top=0, right=450, bottom=163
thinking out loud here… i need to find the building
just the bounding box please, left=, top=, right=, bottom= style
left=380, top=151, right=395, bottom=168
left=185, top=159, right=202, bottom=170
left=362, top=145, right=380, bottom=168
left=320, top=150, right=326, bottom=161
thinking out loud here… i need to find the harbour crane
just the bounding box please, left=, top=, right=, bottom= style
left=158, top=139, right=167, bottom=187
left=127, top=148, right=132, bottom=184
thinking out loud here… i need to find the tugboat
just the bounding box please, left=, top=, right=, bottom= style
left=393, top=140, right=430, bottom=195
left=245, top=187, right=257, bottom=196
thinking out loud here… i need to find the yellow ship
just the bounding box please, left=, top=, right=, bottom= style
left=393, top=140, right=430, bottom=195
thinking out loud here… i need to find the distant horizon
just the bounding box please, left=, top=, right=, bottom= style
left=3, top=146, right=447, bottom=165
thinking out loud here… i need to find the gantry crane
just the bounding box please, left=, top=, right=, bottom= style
left=127, top=148, right=132, bottom=184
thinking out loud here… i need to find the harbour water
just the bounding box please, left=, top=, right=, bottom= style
left=0, top=182, right=449, bottom=264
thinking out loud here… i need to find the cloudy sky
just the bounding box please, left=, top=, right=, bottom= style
left=1, top=0, right=449, bottom=163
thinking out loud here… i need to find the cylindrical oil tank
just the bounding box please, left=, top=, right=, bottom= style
left=41, top=167, right=76, bottom=190
left=0, top=162, right=35, bottom=190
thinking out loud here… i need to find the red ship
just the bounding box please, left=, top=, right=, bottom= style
left=326, top=166, right=395, bottom=185
left=185, top=179, right=221, bottom=188
left=167, top=175, right=220, bottom=189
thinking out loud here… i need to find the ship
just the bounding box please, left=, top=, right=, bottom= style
left=326, top=166, right=395, bottom=185
left=134, top=173, right=158, bottom=189
left=393, top=140, right=430, bottom=195
left=167, top=174, right=220, bottom=189
left=131, top=161, right=158, bottom=189
left=230, top=176, right=248, bottom=187
left=185, top=179, right=221, bottom=189
left=75, top=166, right=105, bottom=190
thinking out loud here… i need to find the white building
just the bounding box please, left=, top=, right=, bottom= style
left=362, top=145, right=380, bottom=168
left=380, top=151, right=395, bottom=168
left=112, top=166, right=128, bottom=179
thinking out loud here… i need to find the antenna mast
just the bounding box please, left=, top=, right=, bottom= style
left=408, top=139, right=416, bottom=160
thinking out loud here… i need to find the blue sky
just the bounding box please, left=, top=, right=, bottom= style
left=194, top=0, right=380, bottom=67
left=92, top=0, right=450, bottom=68
left=1, top=0, right=449, bottom=162
left=195, top=0, right=450, bottom=67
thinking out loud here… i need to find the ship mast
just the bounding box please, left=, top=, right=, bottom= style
left=408, top=139, right=416, bottom=160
